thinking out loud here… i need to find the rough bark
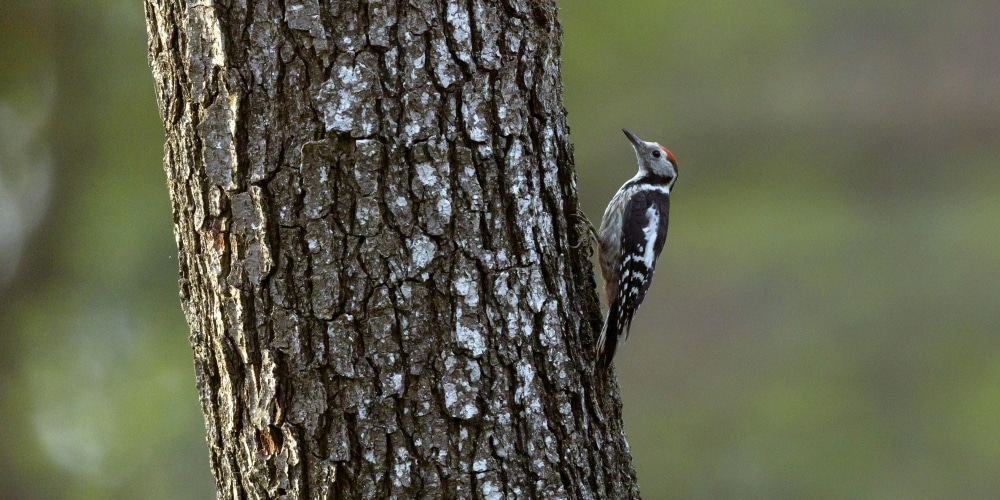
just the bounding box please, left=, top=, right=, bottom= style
left=145, top=0, right=639, bottom=498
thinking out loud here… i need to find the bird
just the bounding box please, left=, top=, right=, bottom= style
left=595, top=129, right=678, bottom=368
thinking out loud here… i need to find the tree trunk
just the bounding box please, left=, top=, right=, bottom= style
left=145, top=0, right=639, bottom=497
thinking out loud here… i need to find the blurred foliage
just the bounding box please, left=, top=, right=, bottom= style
left=0, top=0, right=213, bottom=498
left=562, top=0, right=1000, bottom=498
left=0, top=0, right=998, bottom=498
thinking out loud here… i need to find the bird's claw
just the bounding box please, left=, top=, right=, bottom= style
left=570, top=209, right=598, bottom=253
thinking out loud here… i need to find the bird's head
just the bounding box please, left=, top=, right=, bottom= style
left=623, top=129, right=678, bottom=186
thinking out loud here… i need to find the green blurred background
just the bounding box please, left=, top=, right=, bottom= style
left=1, top=0, right=998, bottom=498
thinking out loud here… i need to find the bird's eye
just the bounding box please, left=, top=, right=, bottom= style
left=651, top=150, right=662, bottom=158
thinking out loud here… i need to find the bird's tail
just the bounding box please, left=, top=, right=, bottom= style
left=596, top=300, right=622, bottom=369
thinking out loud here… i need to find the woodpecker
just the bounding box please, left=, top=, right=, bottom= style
left=595, top=129, right=678, bottom=368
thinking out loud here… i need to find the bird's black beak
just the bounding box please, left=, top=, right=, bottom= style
left=622, top=129, right=644, bottom=149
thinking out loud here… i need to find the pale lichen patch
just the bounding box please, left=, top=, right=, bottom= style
left=441, top=356, right=481, bottom=420
left=455, top=315, right=486, bottom=357
left=392, top=446, right=412, bottom=488
left=319, top=52, right=380, bottom=136
left=366, top=0, right=397, bottom=48
left=472, top=0, right=501, bottom=69
left=461, top=74, right=490, bottom=143
left=430, top=33, right=461, bottom=89
left=445, top=2, right=474, bottom=65
left=407, top=234, right=436, bottom=276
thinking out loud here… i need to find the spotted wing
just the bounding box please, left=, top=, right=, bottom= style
left=613, top=188, right=670, bottom=342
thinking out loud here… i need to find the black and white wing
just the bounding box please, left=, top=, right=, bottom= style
left=615, top=188, right=669, bottom=338
left=596, top=188, right=670, bottom=366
